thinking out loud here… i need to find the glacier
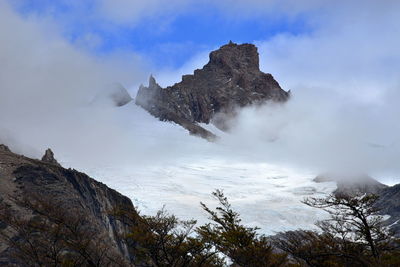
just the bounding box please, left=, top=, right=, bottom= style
left=58, top=102, right=336, bottom=235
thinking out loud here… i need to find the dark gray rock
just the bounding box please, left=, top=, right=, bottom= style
left=136, top=42, right=289, bottom=139
left=41, top=148, right=61, bottom=166
left=375, top=184, right=400, bottom=234
left=0, top=146, right=137, bottom=264
left=0, top=144, right=10, bottom=152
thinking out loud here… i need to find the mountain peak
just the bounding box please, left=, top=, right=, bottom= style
left=135, top=42, right=289, bottom=139
left=207, top=42, right=260, bottom=72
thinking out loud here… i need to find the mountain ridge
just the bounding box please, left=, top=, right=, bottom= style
left=0, top=145, right=137, bottom=264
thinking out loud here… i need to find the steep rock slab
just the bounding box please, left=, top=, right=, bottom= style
left=0, top=146, right=137, bottom=264
left=375, top=184, right=400, bottom=234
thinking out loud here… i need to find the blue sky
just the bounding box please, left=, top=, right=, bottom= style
left=11, top=0, right=312, bottom=68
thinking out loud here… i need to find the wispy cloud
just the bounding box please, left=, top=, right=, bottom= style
left=0, top=1, right=147, bottom=155
left=221, top=0, right=400, bottom=179
left=1, top=0, right=400, bottom=182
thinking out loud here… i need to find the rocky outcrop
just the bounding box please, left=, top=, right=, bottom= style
left=41, top=148, right=61, bottom=166
left=92, top=83, right=132, bottom=107
left=110, top=83, right=133, bottom=107
left=136, top=42, right=289, bottom=139
left=0, top=145, right=137, bottom=264
left=375, top=184, right=400, bottom=234
left=0, top=144, right=10, bottom=152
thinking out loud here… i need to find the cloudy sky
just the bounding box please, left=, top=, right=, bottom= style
left=9, top=0, right=313, bottom=67
left=6, top=1, right=399, bottom=80
left=1, top=0, right=400, bottom=181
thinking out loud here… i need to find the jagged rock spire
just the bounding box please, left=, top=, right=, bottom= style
left=148, top=74, right=159, bottom=88
left=0, top=144, right=11, bottom=152
left=41, top=148, right=61, bottom=166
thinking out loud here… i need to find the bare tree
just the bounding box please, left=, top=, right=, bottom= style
left=304, top=193, right=393, bottom=260
left=275, top=193, right=400, bottom=266
left=0, top=195, right=128, bottom=266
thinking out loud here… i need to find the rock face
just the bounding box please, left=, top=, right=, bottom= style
left=136, top=42, right=289, bottom=139
left=0, top=145, right=137, bottom=264
left=41, top=148, right=61, bottom=166
left=0, top=144, right=10, bottom=152
left=375, top=184, right=400, bottom=234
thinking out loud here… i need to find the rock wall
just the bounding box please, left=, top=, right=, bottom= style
left=0, top=146, right=137, bottom=264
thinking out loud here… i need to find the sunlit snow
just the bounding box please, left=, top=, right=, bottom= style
left=59, top=103, right=336, bottom=235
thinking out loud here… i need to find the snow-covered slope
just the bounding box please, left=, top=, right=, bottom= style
left=59, top=103, right=335, bottom=235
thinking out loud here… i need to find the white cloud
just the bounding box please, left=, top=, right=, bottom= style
left=218, top=0, right=400, bottom=180
left=7, top=0, right=329, bottom=30
left=96, top=0, right=191, bottom=25
left=2, top=0, right=400, bottom=183
left=0, top=1, right=147, bottom=156
left=88, top=0, right=330, bottom=26
left=2, top=0, right=400, bottom=233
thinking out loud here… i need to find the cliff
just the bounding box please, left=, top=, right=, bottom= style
left=0, top=145, right=137, bottom=265
left=375, top=184, right=400, bottom=234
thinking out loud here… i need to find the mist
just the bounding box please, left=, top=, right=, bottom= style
left=2, top=0, right=400, bottom=234
left=1, top=0, right=399, bottom=178
left=0, top=1, right=146, bottom=160
left=225, top=0, right=400, bottom=182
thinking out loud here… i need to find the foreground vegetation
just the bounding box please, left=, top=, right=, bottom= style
left=1, top=190, right=399, bottom=266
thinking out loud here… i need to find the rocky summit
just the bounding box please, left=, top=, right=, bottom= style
left=135, top=42, right=290, bottom=140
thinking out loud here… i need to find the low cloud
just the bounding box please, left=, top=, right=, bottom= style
left=0, top=2, right=148, bottom=157
left=1, top=0, right=400, bottom=184
left=1, top=0, right=399, bottom=233
left=96, top=0, right=191, bottom=26
left=220, top=0, right=400, bottom=181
